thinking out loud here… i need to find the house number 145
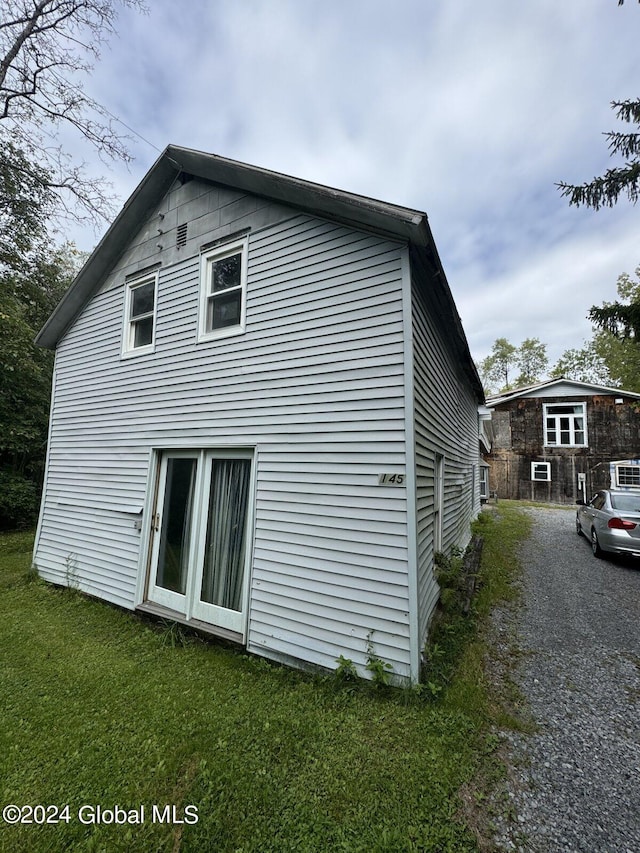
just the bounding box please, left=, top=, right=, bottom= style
left=378, top=473, right=405, bottom=486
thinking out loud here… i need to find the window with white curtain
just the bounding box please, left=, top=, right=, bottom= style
left=201, top=459, right=252, bottom=612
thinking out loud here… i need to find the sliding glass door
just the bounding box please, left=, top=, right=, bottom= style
left=148, top=450, right=254, bottom=636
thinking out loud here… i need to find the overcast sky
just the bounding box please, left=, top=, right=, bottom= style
left=67, top=0, right=640, bottom=369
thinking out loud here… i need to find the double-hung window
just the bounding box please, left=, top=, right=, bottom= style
left=543, top=402, right=587, bottom=447
left=123, top=272, right=158, bottom=356
left=198, top=237, right=248, bottom=342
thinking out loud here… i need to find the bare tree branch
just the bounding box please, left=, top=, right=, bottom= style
left=0, top=0, right=147, bottom=226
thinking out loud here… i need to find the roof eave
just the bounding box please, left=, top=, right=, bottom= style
left=36, top=150, right=180, bottom=349
left=36, top=147, right=435, bottom=349
left=486, top=377, right=640, bottom=406
left=168, top=145, right=428, bottom=244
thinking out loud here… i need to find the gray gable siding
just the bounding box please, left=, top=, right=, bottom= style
left=35, top=188, right=413, bottom=679
left=96, top=179, right=296, bottom=294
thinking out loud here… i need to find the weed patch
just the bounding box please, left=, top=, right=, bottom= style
left=445, top=504, right=533, bottom=849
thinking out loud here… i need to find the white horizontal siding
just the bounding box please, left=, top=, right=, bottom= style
left=34, top=505, right=143, bottom=609
left=35, top=197, right=412, bottom=680
left=412, top=263, right=480, bottom=652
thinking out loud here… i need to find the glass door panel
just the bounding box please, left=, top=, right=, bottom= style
left=157, top=458, right=197, bottom=594
left=149, top=454, right=198, bottom=612
left=202, top=459, right=251, bottom=609
left=192, top=457, right=252, bottom=632
left=148, top=450, right=253, bottom=637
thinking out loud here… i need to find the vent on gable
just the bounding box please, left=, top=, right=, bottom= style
left=176, top=223, right=188, bottom=249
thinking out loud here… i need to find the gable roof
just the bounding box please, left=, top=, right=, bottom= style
left=486, top=377, right=640, bottom=407
left=36, top=145, right=482, bottom=398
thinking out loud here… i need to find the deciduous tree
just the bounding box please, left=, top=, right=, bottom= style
left=592, top=330, right=640, bottom=392
left=515, top=337, right=548, bottom=387
left=0, top=142, right=53, bottom=273
left=479, top=338, right=518, bottom=394
left=584, top=267, right=640, bottom=392
left=0, top=0, right=145, bottom=225
left=550, top=342, right=612, bottom=385
left=0, top=1, right=143, bottom=524
left=0, top=241, right=77, bottom=528
left=481, top=337, right=550, bottom=395
left=0, top=138, right=80, bottom=527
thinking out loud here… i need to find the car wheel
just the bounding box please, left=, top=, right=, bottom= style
left=576, top=515, right=583, bottom=536
left=591, top=528, right=603, bottom=558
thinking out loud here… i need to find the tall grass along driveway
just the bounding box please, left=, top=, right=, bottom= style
left=0, top=512, right=527, bottom=853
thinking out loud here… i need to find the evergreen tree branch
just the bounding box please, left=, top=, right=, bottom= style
left=613, top=99, right=640, bottom=124
left=606, top=131, right=640, bottom=159
left=557, top=162, right=640, bottom=209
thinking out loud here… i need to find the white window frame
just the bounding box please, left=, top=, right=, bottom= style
left=531, top=461, right=551, bottom=482
left=139, top=446, right=256, bottom=641
left=479, top=465, right=489, bottom=500
left=543, top=402, right=587, bottom=447
left=198, top=237, right=248, bottom=343
left=615, top=464, right=640, bottom=488
left=122, top=271, right=158, bottom=357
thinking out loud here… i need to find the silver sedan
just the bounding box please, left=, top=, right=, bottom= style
left=576, top=490, right=640, bottom=559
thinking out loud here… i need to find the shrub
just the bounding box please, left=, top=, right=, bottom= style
left=0, top=470, right=38, bottom=530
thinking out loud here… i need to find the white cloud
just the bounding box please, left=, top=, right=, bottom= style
left=458, top=213, right=640, bottom=365
left=63, top=0, right=640, bottom=373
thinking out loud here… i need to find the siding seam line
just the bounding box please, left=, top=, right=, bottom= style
left=401, top=248, right=420, bottom=683
left=33, top=355, right=57, bottom=563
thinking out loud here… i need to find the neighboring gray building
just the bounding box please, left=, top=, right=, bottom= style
left=485, top=378, right=640, bottom=504
left=34, top=146, right=484, bottom=684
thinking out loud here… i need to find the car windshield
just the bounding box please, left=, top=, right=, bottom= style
left=610, top=493, right=640, bottom=512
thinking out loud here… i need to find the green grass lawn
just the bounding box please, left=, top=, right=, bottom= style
left=0, top=508, right=529, bottom=853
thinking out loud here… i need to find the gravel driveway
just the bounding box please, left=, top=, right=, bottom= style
left=490, top=505, right=640, bottom=853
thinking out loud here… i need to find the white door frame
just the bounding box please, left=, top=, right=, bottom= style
left=139, top=446, right=256, bottom=641
left=148, top=450, right=200, bottom=613
left=189, top=449, right=255, bottom=634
